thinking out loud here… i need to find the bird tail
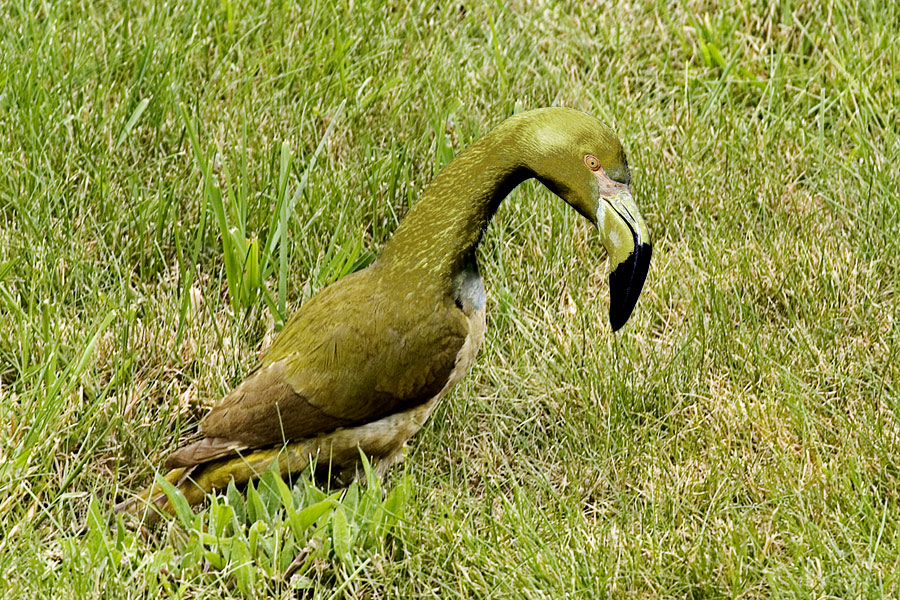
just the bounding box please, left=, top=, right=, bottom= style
left=114, top=442, right=324, bottom=525
left=113, top=465, right=201, bottom=525
left=164, top=437, right=249, bottom=469
left=114, top=421, right=413, bottom=525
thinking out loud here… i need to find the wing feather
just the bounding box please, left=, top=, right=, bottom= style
left=164, top=267, right=468, bottom=468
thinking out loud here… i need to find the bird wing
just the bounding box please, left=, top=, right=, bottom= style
left=165, top=268, right=468, bottom=467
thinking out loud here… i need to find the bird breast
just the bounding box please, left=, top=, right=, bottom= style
left=316, top=290, right=485, bottom=476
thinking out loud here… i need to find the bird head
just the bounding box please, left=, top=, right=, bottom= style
left=517, top=108, right=652, bottom=331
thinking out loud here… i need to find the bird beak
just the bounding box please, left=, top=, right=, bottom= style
left=592, top=172, right=652, bottom=331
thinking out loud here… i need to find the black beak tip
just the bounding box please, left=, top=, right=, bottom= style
left=609, top=312, right=628, bottom=333
left=608, top=242, right=652, bottom=331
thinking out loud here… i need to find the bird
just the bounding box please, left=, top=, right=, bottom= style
left=117, top=107, right=651, bottom=520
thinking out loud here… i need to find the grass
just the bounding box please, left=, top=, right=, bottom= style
left=1, top=0, right=899, bottom=597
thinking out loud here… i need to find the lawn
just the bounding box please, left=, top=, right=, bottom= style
left=1, top=0, right=899, bottom=597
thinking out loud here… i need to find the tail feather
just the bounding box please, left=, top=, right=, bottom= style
left=164, top=437, right=247, bottom=469
left=115, top=442, right=321, bottom=526
left=113, top=466, right=202, bottom=525
left=116, top=411, right=421, bottom=525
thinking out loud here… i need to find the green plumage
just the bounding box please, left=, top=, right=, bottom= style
left=120, top=107, right=651, bottom=520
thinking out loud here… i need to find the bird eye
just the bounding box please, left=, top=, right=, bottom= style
left=584, top=155, right=601, bottom=171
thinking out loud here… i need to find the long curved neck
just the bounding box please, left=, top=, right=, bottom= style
left=377, top=118, right=532, bottom=286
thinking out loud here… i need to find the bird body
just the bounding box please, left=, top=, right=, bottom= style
left=119, top=107, right=651, bottom=518
left=166, top=260, right=485, bottom=474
